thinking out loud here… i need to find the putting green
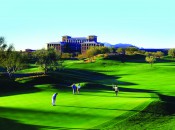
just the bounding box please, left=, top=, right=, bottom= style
left=0, top=84, right=153, bottom=129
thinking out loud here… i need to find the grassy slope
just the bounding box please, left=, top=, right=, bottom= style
left=18, top=64, right=43, bottom=73
left=64, top=58, right=175, bottom=129
left=65, top=59, right=175, bottom=96
left=1, top=57, right=175, bottom=129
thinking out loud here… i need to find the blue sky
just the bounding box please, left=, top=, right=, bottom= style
left=0, top=0, right=174, bottom=50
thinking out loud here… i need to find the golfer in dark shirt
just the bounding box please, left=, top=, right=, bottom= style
left=72, top=84, right=77, bottom=94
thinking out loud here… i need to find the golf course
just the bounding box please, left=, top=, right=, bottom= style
left=1, top=55, right=175, bottom=130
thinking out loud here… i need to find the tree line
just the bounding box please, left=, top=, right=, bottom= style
left=1, top=36, right=175, bottom=78
left=77, top=46, right=175, bottom=67
left=0, top=37, right=61, bottom=78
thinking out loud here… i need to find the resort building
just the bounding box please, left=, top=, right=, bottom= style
left=46, top=35, right=104, bottom=53
left=46, top=42, right=62, bottom=52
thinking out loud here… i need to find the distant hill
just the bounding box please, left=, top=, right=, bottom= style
left=103, top=42, right=113, bottom=47
left=103, top=43, right=136, bottom=48
left=113, top=43, right=136, bottom=48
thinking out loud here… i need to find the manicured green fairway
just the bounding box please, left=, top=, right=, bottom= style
left=0, top=84, right=153, bottom=129
left=1, top=57, right=175, bottom=129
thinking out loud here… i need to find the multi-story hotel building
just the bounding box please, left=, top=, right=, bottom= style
left=46, top=35, right=104, bottom=53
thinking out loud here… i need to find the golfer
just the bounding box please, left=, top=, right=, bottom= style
left=113, top=85, right=119, bottom=96
left=52, top=93, right=58, bottom=106
left=77, top=83, right=81, bottom=94
left=72, top=83, right=77, bottom=94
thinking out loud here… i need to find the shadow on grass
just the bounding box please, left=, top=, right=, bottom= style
left=3, top=68, right=175, bottom=115
left=14, top=69, right=119, bottom=88
left=0, top=69, right=117, bottom=97
left=0, top=107, right=102, bottom=130
left=41, top=126, right=98, bottom=130
left=55, top=68, right=120, bottom=82
left=157, top=94, right=175, bottom=115
left=0, top=115, right=95, bottom=130
left=118, top=86, right=175, bottom=115
left=105, top=54, right=175, bottom=63
left=118, top=87, right=175, bottom=115
left=0, top=117, right=39, bottom=130
left=96, top=86, right=175, bottom=129
left=0, top=116, right=96, bottom=130
left=1, top=68, right=137, bottom=94
left=2, top=67, right=175, bottom=129
left=0, top=76, right=41, bottom=97
left=14, top=73, right=45, bottom=78
left=0, top=88, right=41, bottom=97
left=101, top=101, right=172, bottom=130
left=100, top=87, right=175, bottom=115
